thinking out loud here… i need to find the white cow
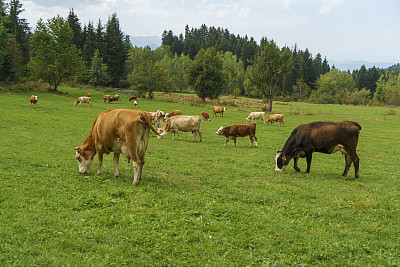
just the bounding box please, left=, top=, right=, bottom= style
left=246, top=112, right=265, bottom=123
left=74, top=96, right=92, bottom=107
left=158, top=115, right=202, bottom=142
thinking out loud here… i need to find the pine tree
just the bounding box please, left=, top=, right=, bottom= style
left=67, top=8, right=83, bottom=50
left=103, top=13, right=129, bottom=87
left=88, top=49, right=110, bottom=86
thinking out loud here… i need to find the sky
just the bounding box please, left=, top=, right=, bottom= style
left=19, top=0, right=400, bottom=65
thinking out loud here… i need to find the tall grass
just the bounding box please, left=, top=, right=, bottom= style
left=0, top=87, right=399, bottom=265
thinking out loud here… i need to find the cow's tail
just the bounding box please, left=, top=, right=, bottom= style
left=141, top=112, right=160, bottom=135
left=351, top=121, right=362, bottom=131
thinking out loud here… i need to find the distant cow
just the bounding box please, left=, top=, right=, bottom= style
left=246, top=112, right=265, bottom=124
left=216, top=123, right=258, bottom=148
left=86, top=93, right=92, bottom=97
left=108, top=95, right=119, bottom=103
left=165, top=110, right=182, bottom=119
left=201, top=112, right=210, bottom=122
left=275, top=121, right=361, bottom=178
left=74, top=109, right=159, bottom=185
left=129, top=96, right=137, bottom=101
left=74, top=96, right=92, bottom=107
left=266, top=114, right=284, bottom=126
left=213, top=106, right=226, bottom=117
left=133, top=100, right=138, bottom=107
left=103, top=95, right=111, bottom=103
left=149, top=110, right=165, bottom=132
left=30, top=95, right=38, bottom=109
left=158, top=115, right=202, bottom=142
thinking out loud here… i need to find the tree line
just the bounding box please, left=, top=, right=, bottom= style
left=1, top=0, right=399, bottom=108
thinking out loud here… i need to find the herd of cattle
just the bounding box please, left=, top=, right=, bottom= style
left=29, top=93, right=361, bottom=185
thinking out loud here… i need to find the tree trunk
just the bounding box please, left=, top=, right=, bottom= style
left=268, top=96, right=273, bottom=112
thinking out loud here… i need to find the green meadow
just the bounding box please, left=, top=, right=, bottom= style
left=0, top=87, right=399, bottom=265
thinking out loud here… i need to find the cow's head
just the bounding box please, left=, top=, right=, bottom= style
left=157, top=120, right=171, bottom=139
left=74, top=146, right=94, bottom=174
left=275, top=150, right=288, bottom=172
left=216, top=126, right=224, bottom=135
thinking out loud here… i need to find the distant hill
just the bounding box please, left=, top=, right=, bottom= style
left=129, top=35, right=161, bottom=50
left=328, top=59, right=396, bottom=71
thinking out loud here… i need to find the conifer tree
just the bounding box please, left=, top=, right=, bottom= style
left=67, top=8, right=83, bottom=50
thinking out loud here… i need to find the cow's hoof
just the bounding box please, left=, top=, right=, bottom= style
left=132, top=180, right=139, bottom=186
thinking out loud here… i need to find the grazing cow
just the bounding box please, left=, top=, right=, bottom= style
left=74, top=96, right=92, bottom=107
left=129, top=96, right=137, bottom=101
left=133, top=100, right=138, bottom=108
left=266, top=114, right=284, bottom=126
left=86, top=93, right=92, bottom=97
left=246, top=112, right=266, bottom=124
left=30, top=95, right=38, bottom=109
left=158, top=115, right=202, bottom=142
left=201, top=112, right=210, bottom=122
left=108, top=95, right=120, bottom=103
left=213, top=106, right=226, bottom=117
left=275, top=121, right=361, bottom=178
left=74, top=109, right=159, bottom=185
left=216, top=123, right=258, bottom=148
left=165, top=110, right=182, bottom=119
left=103, top=95, right=111, bottom=103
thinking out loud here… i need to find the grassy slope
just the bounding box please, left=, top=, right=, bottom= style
left=0, top=87, right=399, bottom=265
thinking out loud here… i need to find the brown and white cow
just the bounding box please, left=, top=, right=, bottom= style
left=246, top=112, right=265, bottom=124
left=129, top=96, right=137, bottom=102
left=213, top=106, right=226, bottom=117
left=133, top=100, right=138, bottom=108
left=74, top=96, right=92, bottom=107
left=149, top=110, right=165, bottom=132
left=216, top=123, right=258, bottom=148
left=165, top=110, right=182, bottom=119
left=275, top=121, right=361, bottom=178
left=201, top=112, right=210, bottom=122
left=30, top=95, right=38, bottom=109
left=103, top=95, right=111, bottom=103
left=158, top=115, right=202, bottom=142
left=266, top=114, right=284, bottom=126
left=86, top=93, right=92, bottom=97
left=108, top=95, right=119, bottom=103
left=74, top=109, right=159, bottom=185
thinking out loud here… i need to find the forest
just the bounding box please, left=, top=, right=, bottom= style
left=1, top=0, right=400, bottom=107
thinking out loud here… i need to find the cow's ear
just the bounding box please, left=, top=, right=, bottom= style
left=74, top=146, right=82, bottom=154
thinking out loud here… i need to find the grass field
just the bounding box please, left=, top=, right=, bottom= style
left=1, top=87, right=399, bottom=265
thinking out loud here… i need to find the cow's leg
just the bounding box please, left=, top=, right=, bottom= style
left=305, top=152, right=313, bottom=173
left=249, top=136, right=254, bottom=147
left=293, top=156, right=300, bottom=172
left=234, top=137, right=237, bottom=148
left=191, top=131, right=197, bottom=142
left=254, top=135, right=258, bottom=147
left=353, top=153, right=360, bottom=178
left=224, top=137, right=229, bottom=147
left=113, top=153, right=120, bottom=177
left=198, top=129, right=202, bottom=142
left=177, top=131, right=182, bottom=141
left=97, top=152, right=103, bottom=175
left=172, top=131, right=175, bottom=140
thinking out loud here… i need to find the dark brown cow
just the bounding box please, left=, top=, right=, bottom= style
left=74, top=109, right=159, bottom=185
left=216, top=123, right=257, bottom=148
left=213, top=106, right=226, bottom=117
left=275, top=121, right=361, bottom=178
left=108, top=95, right=119, bottom=103
left=201, top=112, right=210, bottom=122
left=129, top=96, right=137, bottom=101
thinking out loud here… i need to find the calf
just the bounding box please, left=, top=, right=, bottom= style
left=133, top=100, right=138, bottom=107
left=216, top=123, right=258, bottom=148
left=246, top=112, right=265, bottom=123
left=158, top=115, right=202, bottom=142
left=30, top=95, right=38, bottom=109
left=201, top=112, right=210, bottom=122
left=275, top=121, right=361, bottom=178
left=266, top=114, right=284, bottom=126
left=74, top=96, right=92, bottom=107
left=108, top=95, right=119, bottom=103
left=74, top=109, right=159, bottom=185
left=213, top=106, right=226, bottom=117
left=165, top=110, right=182, bottom=119
left=129, top=96, right=137, bottom=101
left=86, top=93, right=92, bottom=97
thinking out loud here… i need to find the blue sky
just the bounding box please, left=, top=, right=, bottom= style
left=21, top=0, right=400, bottom=64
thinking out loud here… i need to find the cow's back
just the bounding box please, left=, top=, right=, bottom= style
left=170, top=115, right=201, bottom=131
